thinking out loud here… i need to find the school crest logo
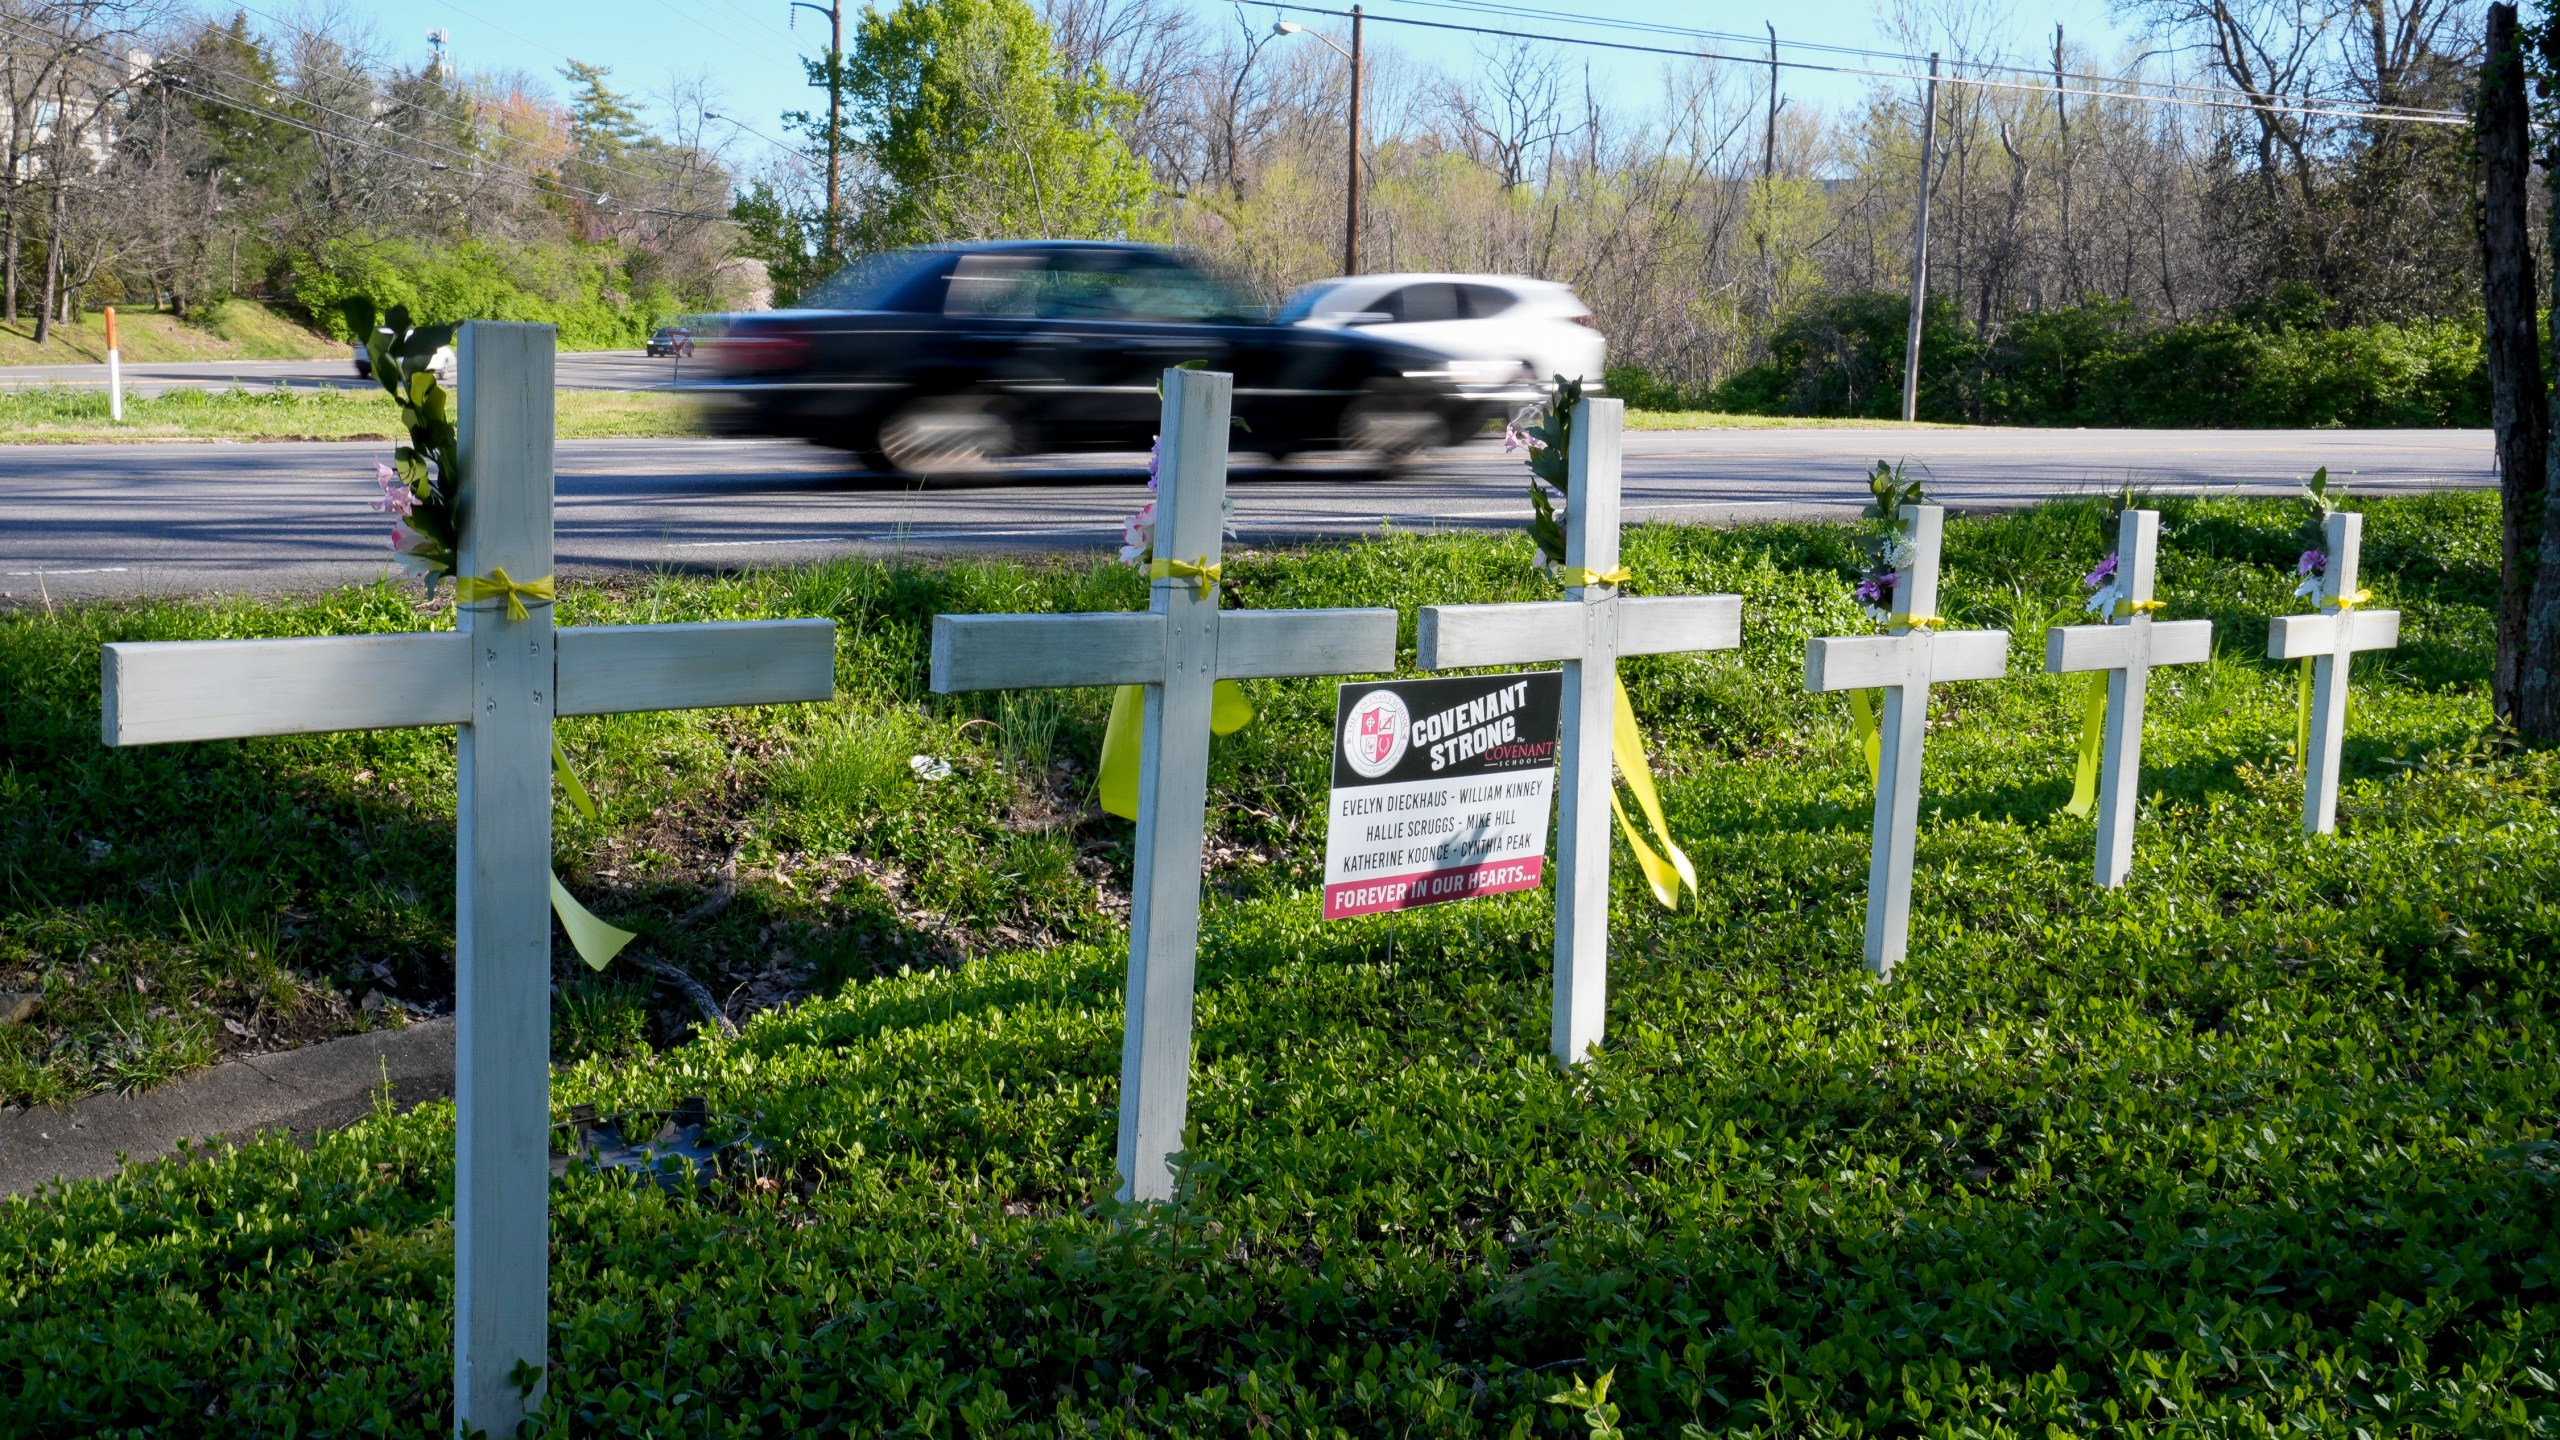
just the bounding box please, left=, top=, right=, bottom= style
left=1342, top=689, right=1410, bottom=778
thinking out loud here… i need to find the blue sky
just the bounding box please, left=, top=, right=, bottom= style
left=324, top=0, right=2145, bottom=160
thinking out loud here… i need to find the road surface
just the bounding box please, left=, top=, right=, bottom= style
left=0, top=427, right=2493, bottom=604
left=0, top=349, right=682, bottom=396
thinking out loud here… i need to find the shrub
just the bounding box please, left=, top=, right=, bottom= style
left=290, top=237, right=682, bottom=350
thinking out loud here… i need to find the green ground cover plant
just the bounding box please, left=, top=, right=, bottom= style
left=3, top=492, right=2555, bottom=1436
left=0, top=386, right=706, bottom=443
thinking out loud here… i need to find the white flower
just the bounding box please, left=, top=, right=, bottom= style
left=1883, top=534, right=1918, bottom=569
left=2292, top=572, right=2323, bottom=600
left=2083, top=581, right=2120, bottom=616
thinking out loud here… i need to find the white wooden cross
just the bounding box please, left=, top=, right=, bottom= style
left=1802, top=504, right=2009, bottom=980
left=929, top=367, right=1397, bottom=1204
left=96, top=324, right=837, bottom=1438
left=2266, top=510, right=2400, bottom=835
left=2043, top=509, right=2212, bottom=887
left=1411, top=397, right=1740, bottom=1065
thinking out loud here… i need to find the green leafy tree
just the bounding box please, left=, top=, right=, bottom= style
left=729, top=178, right=830, bottom=305
left=810, top=0, right=1154, bottom=249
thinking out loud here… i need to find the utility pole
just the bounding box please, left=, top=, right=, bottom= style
left=1900, top=53, right=1939, bottom=424
left=2053, top=25, right=2071, bottom=299
left=1763, top=23, right=1778, bottom=183
left=791, top=0, right=845, bottom=259
left=1346, top=5, right=1363, bottom=275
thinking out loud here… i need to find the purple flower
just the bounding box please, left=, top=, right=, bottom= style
left=1146, top=435, right=1161, bottom=490
left=1854, top=572, right=1897, bottom=607
left=2297, top=548, right=2327, bottom=577
left=369, top=460, right=416, bottom=518
left=2082, top=553, right=2118, bottom=590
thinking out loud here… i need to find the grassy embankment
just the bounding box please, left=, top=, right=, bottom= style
left=0, top=299, right=343, bottom=367
left=0, top=384, right=704, bottom=441
left=2, top=492, right=2554, bottom=1434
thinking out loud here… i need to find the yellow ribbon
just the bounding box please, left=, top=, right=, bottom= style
left=2063, top=674, right=2108, bottom=818
left=2294, top=657, right=2314, bottom=764
left=2324, top=588, right=2373, bottom=613
left=550, top=875, right=636, bottom=972
left=453, top=566, right=555, bottom=621
left=545, top=735, right=633, bottom=969
left=1148, top=557, right=1221, bottom=600
left=1558, top=566, right=1632, bottom=589
left=1847, top=687, right=1882, bottom=785
left=1886, top=613, right=1946, bottom=631
left=1097, top=680, right=1253, bottom=820
left=1607, top=677, right=1696, bottom=908
left=2115, top=598, right=2167, bottom=618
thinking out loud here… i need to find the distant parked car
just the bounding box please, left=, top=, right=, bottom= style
left=694, top=241, right=1496, bottom=475
left=353, top=334, right=456, bottom=387
left=647, top=326, right=695, bottom=358
left=1276, top=274, right=1605, bottom=397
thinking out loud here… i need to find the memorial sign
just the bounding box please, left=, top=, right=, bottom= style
left=1321, top=671, right=1563, bottom=919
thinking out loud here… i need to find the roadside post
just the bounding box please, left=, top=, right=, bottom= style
left=103, top=306, right=122, bottom=422
left=929, top=366, right=1400, bottom=1204
left=95, top=321, right=839, bottom=1436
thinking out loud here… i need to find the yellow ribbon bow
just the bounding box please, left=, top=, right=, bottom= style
left=1557, top=565, right=1632, bottom=589
left=546, top=737, right=634, bottom=970
left=2063, top=674, right=2109, bottom=818
left=2324, top=588, right=2374, bottom=613
left=1608, top=677, right=1697, bottom=908
left=1148, top=556, right=1221, bottom=600
left=2115, top=598, right=2167, bottom=618
left=1886, top=612, right=1946, bottom=631
left=1096, top=680, right=1253, bottom=819
left=453, top=565, right=555, bottom=621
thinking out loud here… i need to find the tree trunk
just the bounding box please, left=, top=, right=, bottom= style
left=2525, top=15, right=2560, bottom=742
left=33, top=177, right=64, bottom=345
left=3, top=191, right=19, bottom=325
left=2479, top=3, right=2546, bottom=727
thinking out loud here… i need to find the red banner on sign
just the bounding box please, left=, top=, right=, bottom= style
left=1321, top=857, right=1545, bottom=919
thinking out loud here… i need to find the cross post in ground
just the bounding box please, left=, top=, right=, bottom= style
left=1803, top=504, right=2009, bottom=979
left=2266, top=510, right=2400, bottom=835
left=1412, top=397, right=1740, bottom=1063
left=97, top=323, right=838, bottom=1438
left=928, top=367, right=1397, bottom=1203
left=2043, top=509, right=2212, bottom=887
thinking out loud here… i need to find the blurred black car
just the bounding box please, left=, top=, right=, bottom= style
left=647, top=326, right=694, bottom=358
left=692, top=242, right=1499, bottom=475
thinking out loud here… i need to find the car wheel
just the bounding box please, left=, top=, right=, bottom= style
left=1342, top=389, right=1447, bottom=464
left=876, top=395, right=1018, bottom=476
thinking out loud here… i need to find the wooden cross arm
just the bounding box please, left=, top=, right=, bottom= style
left=101, top=620, right=837, bottom=747
left=104, top=633, right=466, bottom=746
left=1415, top=595, right=1742, bottom=669
left=931, top=612, right=1163, bottom=692
left=1803, top=628, right=2010, bottom=692
left=555, top=620, right=836, bottom=716
left=2044, top=619, right=2213, bottom=674
left=2266, top=609, right=2400, bottom=660
left=1215, top=608, right=1397, bottom=678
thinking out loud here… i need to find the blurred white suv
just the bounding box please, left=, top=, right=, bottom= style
left=1276, top=274, right=1605, bottom=398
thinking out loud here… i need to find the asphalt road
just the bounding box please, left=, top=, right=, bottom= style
left=0, top=427, right=2493, bottom=604
left=0, top=349, right=683, bottom=396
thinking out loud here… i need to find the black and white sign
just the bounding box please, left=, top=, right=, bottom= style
left=1322, top=672, right=1562, bottom=919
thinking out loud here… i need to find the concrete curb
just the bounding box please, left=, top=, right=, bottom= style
left=0, top=1018, right=454, bottom=1198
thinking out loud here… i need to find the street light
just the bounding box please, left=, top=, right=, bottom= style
left=1273, top=8, right=1363, bottom=276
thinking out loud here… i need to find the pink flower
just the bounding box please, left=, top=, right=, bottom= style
left=1119, top=500, right=1157, bottom=566
left=370, top=460, right=416, bottom=518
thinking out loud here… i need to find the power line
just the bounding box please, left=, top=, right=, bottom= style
left=1248, top=0, right=2469, bottom=127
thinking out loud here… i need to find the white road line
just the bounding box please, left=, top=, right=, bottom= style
left=4, top=566, right=132, bottom=576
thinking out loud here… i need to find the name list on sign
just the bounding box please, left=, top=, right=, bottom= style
left=1322, top=671, right=1563, bottom=919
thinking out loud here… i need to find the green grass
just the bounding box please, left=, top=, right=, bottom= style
left=4, top=492, right=2557, bottom=1436
left=0, top=385, right=706, bottom=442
left=0, top=299, right=345, bottom=366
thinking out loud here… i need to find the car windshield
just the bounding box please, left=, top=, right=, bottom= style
left=798, top=249, right=951, bottom=312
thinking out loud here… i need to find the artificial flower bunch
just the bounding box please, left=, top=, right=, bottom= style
left=343, top=297, right=462, bottom=587
left=1505, top=375, right=1582, bottom=572
left=2294, top=466, right=2340, bottom=602
left=2079, top=486, right=2142, bottom=617
left=1852, top=459, right=1928, bottom=624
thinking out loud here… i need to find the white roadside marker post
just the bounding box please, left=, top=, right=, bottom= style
left=2043, top=509, right=2212, bottom=887
left=2266, top=510, right=2400, bottom=835
left=1412, top=397, right=1740, bottom=1063
left=1803, top=504, right=2009, bottom=979
left=929, top=368, right=1397, bottom=1203
left=104, top=305, right=122, bottom=422
left=96, top=322, right=838, bottom=1438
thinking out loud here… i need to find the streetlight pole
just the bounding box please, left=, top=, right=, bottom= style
left=791, top=0, right=845, bottom=259
left=1900, top=52, right=1938, bottom=425
left=1275, top=13, right=1364, bottom=275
